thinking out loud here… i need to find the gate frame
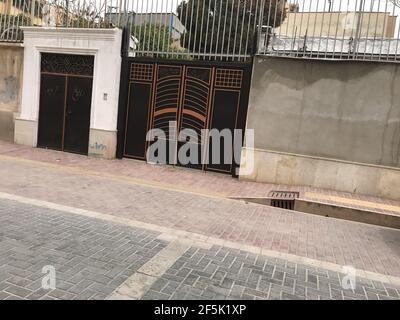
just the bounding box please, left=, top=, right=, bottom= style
left=116, top=31, right=254, bottom=177
left=38, top=53, right=95, bottom=155
left=14, top=27, right=123, bottom=159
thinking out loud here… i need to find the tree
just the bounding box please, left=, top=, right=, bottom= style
left=131, top=23, right=174, bottom=55
left=177, top=0, right=287, bottom=56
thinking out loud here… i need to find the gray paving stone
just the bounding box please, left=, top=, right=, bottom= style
left=201, top=290, right=216, bottom=300
left=144, top=243, right=400, bottom=301
left=2, top=198, right=400, bottom=301
left=0, top=198, right=166, bottom=300
left=5, top=294, right=24, bottom=300
left=171, top=290, right=188, bottom=300
left=282, top=292, right=304, bottom=300
left=385, top=287, right=400, bottom=298
left=4, top=284, right=33, bottom=298
left=73, top=289, right=97, bottom=300
left=151, top=278, right=169, bottom=292
left=26, top=288, right=53, bottom=300
left=220, top=277, right=234, bottom=289
left=5, top=276, right=31, bottom=288
left=0, top=292, right=10, bottom=300
left=378, top=295, right=397, bottom=300
left=307, top=274, right=318, bottom=284
left=142, top=290, right=170, bottom=300
left=364, top=286, right=389, bottom=296
left=161, top=281, right=180, bottom=295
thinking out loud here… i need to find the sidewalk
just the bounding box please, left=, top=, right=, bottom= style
left=1, top=196, right=399, bottom=300
left=1, top=141, right=399, bottom=214
left=0, top=140, right=399, bottom=279
left=0, top=141, right=285, bottom=198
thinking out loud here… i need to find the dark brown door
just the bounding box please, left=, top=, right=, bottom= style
left=177, top=66, right=212, bottom=170
left=37, top=74, right=66, bottom=151
left=63, top=77, right=93, bottom=154
left=206, top=89, right=241, bottom=173
left=37, top=53, right=94, bottom=155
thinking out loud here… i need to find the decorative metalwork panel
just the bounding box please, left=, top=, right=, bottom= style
left=120, top=59, right=251, bottom=176
left=70, top=85, right=88, bottom=103
left=152, top=65, right=182, bottom=139
left=186, top=67, right=211, bottom=86
left=41, top=53, right=94, bottom=76
left=45, top=84, right=63, bottom=97
left=157, top=65, right=181, bottom=80
left=130, top=63, right=154, bottom=82
left=215, top=69, right=243, bottom=89
left=180, top=67, right=211, bottom=137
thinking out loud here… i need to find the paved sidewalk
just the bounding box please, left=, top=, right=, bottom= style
left=0, top=141, right=399, bottom=280
left=1, top=141, right=400, bottom=215
left=143, top=245, right=400, bottom=300
left=0, top=198, right=167, bottom=300
left=1, top=197, right=399, bottom=300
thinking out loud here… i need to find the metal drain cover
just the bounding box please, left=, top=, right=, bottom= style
left=267, top=191, right=300, bottom=210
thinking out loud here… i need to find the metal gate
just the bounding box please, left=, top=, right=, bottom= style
left=117, top=58, right=252, bottom=176
left=37, top=53, right=94, bottom=155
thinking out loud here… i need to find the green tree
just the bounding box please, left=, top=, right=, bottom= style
left=177, top=0, right=287, bottom=56
left=131, top=23, right=174, bottom=54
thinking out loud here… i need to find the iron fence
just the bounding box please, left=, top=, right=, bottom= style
left=262, top=0, right=400, bottom=62
left=1, top=0, right=400, bottom=63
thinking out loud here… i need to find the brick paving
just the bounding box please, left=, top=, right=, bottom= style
left=0, top=141, right=399, bottom=282
left=0, top=152, right=399, bottom=278
left=144, top=246, right=400, bottom=300
left=1, top=140, right=400, bottom=210
left=0, top=198, right=167, bottom=300
left=1, top=198, right=399, bottom=300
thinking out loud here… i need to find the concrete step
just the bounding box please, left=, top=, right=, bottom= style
left=232, top=196, right=400, bottom=230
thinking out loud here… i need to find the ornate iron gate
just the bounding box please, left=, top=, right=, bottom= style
left=37, top=53, right=94, bottom=155
left=117, top=58, right=252, bottom=176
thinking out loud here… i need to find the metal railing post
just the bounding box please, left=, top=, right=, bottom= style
left=353, top=0, right=364, bottom=58
left=30, top=0, right=36, bottom=25
left=0, top=0, right=399, bottom=62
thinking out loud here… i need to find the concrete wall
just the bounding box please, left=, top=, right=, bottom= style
left=241, top=56, right=400, bottom=200
left=0, top=43, right=23, bottom=142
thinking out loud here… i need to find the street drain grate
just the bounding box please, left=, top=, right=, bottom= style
left=268, top=191, right=300, bottom=210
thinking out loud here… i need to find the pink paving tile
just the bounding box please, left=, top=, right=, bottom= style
left=1, top=140, right=400, bottom=277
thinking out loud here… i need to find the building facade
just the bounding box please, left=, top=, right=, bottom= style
left=276, top=11, right=397, bottom=39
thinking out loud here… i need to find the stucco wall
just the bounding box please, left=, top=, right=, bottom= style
left=242, top=56, right=400, bottom=200
left=0, top=43, right=23, bottom=142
